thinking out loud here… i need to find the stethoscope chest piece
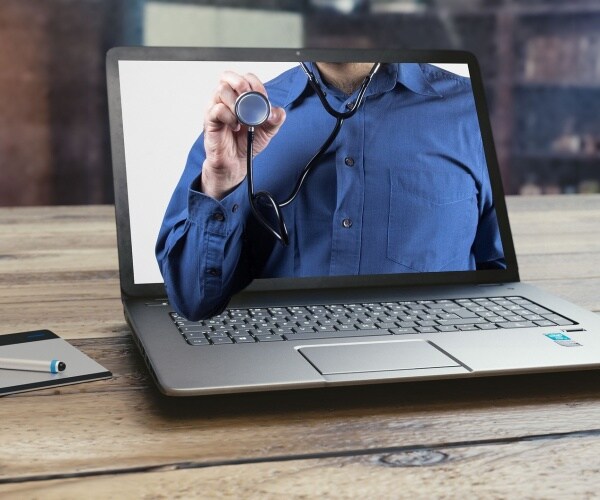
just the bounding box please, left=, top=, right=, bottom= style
left=235, top=91, right=271, bottom=127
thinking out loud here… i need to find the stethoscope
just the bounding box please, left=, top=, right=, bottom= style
left=234, top=62, right=381, bottom=246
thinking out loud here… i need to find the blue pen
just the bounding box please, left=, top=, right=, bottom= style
left=0, top=357, right=66, bottom=373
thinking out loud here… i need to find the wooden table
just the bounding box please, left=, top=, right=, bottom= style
left=1, top=195, right=600, bottom=498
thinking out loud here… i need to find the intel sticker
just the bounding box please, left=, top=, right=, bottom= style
left=545, top=333, right=582, bottom=347
left=545, top=333, right=571, bottom=341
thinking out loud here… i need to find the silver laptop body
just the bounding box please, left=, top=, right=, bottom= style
left=107, top=47, right=600, bottom=396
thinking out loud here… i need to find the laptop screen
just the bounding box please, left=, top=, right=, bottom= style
left=117, top=57, right=506, bottom=291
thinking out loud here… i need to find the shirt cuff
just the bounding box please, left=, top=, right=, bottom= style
left=187, top=175, right=247, bottom=236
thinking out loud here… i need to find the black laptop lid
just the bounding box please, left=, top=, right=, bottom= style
left=106, top=47, right=518, bottom=299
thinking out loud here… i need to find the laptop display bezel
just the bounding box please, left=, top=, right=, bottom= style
left=107, top=46, right=519, bottom=299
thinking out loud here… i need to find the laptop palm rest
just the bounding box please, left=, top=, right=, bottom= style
left=297, top=340, right=466, bottom=375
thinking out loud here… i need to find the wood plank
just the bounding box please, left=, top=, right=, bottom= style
left=0, top=276, right=120, bottom=304
left=2, top=433, right=599, bottom=498
left=512, top=232, right=600, bottom=255
left=0, top=249, right=117, bottom=273
left=0, top=298, right=128, bottom=340
left=526, top=278, right=600, bottom=312
left=2, top=365, right=600, bottom=480
left=518, top=252, right=600, bottom=281
left=506, top=193, right=600, bottom=213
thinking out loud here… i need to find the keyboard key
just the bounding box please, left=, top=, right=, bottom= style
left=415, top=326, right=437, bottom=333
left=541, top=314, right=575, bottom=326
left=206, top=332, right=228, bottom=338
left=213, top=325, right=232, bottom=332
left=437, top=317, right=487, bottom=326
left=476, top=324, right=498, bottom=330
left=354, top=323, right=377, bottom=330
left=187, top=338, right=211, bottom=346
left=375, top=321, right=397, bottom=329
left=426, top=308, right=445, bottom=314
left=522, top=314, right=544, bottom=321
left=438, top=313, right=460, bottom=320
left=398, top=321, right=418, bottom=328
left=247, top=328, right=273, bottom=336
left=524, top=305, right=554, bottom=315
left=211, top=337, right=234, bottom=344
left=497, top=310, right=517, bottom=317
left=184, top=331, right=207, bottom=339
left=233, top=336, right=255, bottom=343
left=436, top=326, right=459, bottom=332
left=456, top=311, right=479, bottom=319
left=179, top=326, right=205, bottom=333
left=294, top=326, right=316, bottom=334
left=497, top=321, right=536, bottom=329
left=512, top=299, right=534, bottom=305
left=255, top=335, right=284, bottom=342
left=534, top=320, right=556, bottom=327
left=390, top=327, right=417, bottom=335
left=503, top=315, right=525, bottom=322
left=335, top=324, right=358, bottom=331
left=272, top=327, right=295, bottom=335
left=315, top=325, right=337, bottom=332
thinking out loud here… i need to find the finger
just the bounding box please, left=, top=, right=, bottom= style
left=243, top=72, right=267, bottom=96
left=220, top=71, right=253, bottom=96
left=205, top=102, right=240, bottom=132
left=211, top=82, right=238, bottom=115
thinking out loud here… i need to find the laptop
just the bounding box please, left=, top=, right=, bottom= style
left=107, top=47, right=600, bottom=396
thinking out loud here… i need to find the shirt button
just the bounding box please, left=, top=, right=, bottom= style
left=231, top=204, right=239, bottom=213
left=207, top=268, right=221, bottom=277
left=346, top=101, right=355, bottom=111
left=212, top=212, right=225, bottom=221
left=342, top=218, right=353, bottom=228
left=344, top=157, right=355, bottom=167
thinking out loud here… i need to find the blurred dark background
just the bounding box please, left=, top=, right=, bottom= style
left=1, top=0, right=599, bottom=205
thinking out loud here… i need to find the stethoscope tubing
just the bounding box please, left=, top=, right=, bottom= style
left=245, top=62, right=381, bottom=245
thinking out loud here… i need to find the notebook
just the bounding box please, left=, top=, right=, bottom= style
left=0, top=330, right=111, bottom=396
left=106, top=47, right=600, bottom=396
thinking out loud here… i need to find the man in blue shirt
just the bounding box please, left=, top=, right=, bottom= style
left=156, top=62, right=506, bottom=320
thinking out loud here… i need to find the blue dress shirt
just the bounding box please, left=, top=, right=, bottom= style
left=156, top=63, right=506, bottom=320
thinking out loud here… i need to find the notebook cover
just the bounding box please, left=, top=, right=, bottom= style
left=0, top=330, right=112, bottom=396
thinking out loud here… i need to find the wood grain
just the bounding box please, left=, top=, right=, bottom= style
left=1, top=199, right=600, bottom=495
left=2, top=433, right=599, bottom=499
left=2, top=361, right=600, bottom=479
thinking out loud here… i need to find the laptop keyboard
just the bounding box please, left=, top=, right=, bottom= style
left=170, top=296, right=576, bottom=346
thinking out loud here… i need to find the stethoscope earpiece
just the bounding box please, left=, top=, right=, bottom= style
left=235, top=91, right=271, bottom=127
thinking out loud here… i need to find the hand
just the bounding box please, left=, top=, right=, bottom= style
left=200, top=71, right=286, bottom=200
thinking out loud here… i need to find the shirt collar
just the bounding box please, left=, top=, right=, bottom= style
left=284, top=62, right=442, bottom=106
left=395, top=63, right=443, bottom=98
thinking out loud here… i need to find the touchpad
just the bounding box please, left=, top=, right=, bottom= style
left=298, top=340, right=462, bottom=375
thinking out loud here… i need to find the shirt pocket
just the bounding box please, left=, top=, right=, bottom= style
left=386, top=167, right=478, bottom=272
